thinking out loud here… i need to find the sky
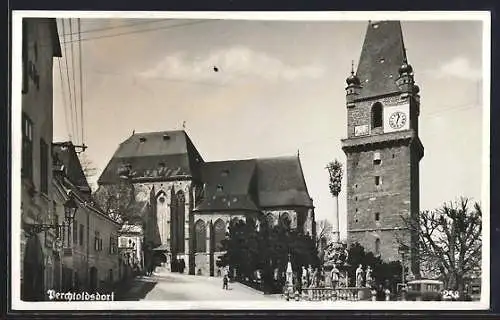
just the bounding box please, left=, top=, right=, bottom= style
left=50, top=15, right=485, bottom=240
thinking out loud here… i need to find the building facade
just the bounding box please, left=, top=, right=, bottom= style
left=20, top=18, right=61, bottom=301
left=341, top=21, right=423, bottom=276
left=53, top=142, right=121, bottom=292
left=95, top=131, right=315, bottom=276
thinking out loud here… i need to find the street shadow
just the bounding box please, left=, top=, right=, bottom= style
left=116, top=278, right=158, bottom=301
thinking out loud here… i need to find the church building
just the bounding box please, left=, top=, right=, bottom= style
left=95, top=131, right=315, bottom=276
left=341, top=20, right=424, bottom=277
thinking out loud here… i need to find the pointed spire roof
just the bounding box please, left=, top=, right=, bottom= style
left=355, top=20, right=408, bottom=100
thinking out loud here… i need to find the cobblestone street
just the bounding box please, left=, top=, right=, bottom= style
left=117, top=269, right=280, bottom=301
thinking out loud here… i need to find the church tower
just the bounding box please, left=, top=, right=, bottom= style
left=341, top=21, right=423, bottom=276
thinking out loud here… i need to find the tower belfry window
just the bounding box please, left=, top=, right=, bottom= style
left=372, top=102, right=383, bottom=129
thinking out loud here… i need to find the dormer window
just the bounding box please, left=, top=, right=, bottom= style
left=139, top=137, right=146, bottom=143
left=216, top=184, right=223, bottom=192
left=221, top=169, right=229, bottom=177
left=163, top=134, right=171, bottom=141
left=373, top=152, right=381, bottom=165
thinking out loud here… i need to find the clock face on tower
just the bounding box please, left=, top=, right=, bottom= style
left=389, top=111, right=407, bottom=129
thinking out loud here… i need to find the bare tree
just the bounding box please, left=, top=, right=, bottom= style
left=403, top=197, right=482, bottom=294
left=78, top=152, right=98, bottom=191
left=326, top=159, right=343, bottom=243
left=315, top=219, right=334, bottom=262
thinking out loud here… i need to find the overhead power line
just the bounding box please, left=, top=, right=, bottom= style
left=58, top=18, right=173, bottom=37
left=61, top=19, right=75, bottom=142
left=69, top=18, right=80, bottom=145
left=37, top=19, right=215, bottom=49
left=78, top=18, right=85, bottom=149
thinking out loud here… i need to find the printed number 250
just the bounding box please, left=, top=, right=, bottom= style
left=442, top=290, right=460, bottom=300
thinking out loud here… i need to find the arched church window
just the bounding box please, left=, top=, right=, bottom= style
left=371, top=102, right=383, bottom=129
left=194, top=220, right=206, bottom=253
left=375, top=238, right=381, bottom=255
left=213, top=219, right=226, bottom=252
left=172, top=190, right=186, bottom=254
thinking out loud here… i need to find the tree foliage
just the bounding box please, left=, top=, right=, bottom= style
left=403, top=197, right=482, bottom=292
left=346, top=242, right=402, bottom=291
left=217, top=218, right=319, bottom=291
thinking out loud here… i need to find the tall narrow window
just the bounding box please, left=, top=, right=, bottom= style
left=72, top=222, right=78, bottom=244
left=371, top=102, right=383, bottom=129
left=375, top=176, right=381, bottom=186
left=21, top=113, right=33, bottom=180
left=79, top=224, right=84, bottom=246
left=375, top=212, right=380, bottom=221
left=40, top=139, right=48, bottom=194
left=194, top=219, right=207, bottom=253
left=213, top=219, right=226, bottom=252
left=375, top=238, right=381, bottom=254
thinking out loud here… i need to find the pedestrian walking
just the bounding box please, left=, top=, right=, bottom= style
left=223, top=274, right=229, bottom=290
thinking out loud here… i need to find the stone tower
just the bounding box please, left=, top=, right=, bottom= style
left=341, top=21, right=423, bottom=276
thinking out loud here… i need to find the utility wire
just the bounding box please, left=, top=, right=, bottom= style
left=37, top=19, right=214, bottom=49
left=57, top=57, right=71, bottom=141
left=61, top=19, right=75, bottom=142
left=69, top=18, right=80, bottom=145
left=58, top=18, right=173, bottom=38
left=78, top=18, right=85, bottom=148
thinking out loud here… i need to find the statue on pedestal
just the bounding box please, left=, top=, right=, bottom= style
left=365, top=266, right=373, bottom=288
left=286, top=255, right=293, bottom=287
left=301, top=266, right=308, bottom=288
left=330, top=263, right=340, bottom=289
left=355, top=264, right=364, bottom=287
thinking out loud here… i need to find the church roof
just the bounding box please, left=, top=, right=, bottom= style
left=355, top=20, right=407, bottom=100
left=97, top=130, right=204, bottom=184
left=195, top=159, right=259, bottom=212
left=256, top=156, right=313, bottom=208
left=194, top=155, right=313, bottom=212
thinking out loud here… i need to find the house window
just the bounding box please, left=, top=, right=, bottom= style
left=216, top=184, right=223, bottom=192
left=375, top=176, right=381, bottom=186
left=371, top=102, right=383, bottom=129
left=21, top=113, right=33, bottom=180
left=72, top=222, right=78, bottom=244
left=373, top=152, right=381, bottom=165
left=375, top=212, right=380, bottom=221
left=79, top=224, right=84, bottom=246
left=375, top=238, right=381, bottom=254
left=119, top=237, right=128, bottom=248
left=94, top=231, right=102, bottom=251
left=39, top=139, right=49, bottom=194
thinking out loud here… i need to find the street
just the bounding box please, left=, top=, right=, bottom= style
left=117, top=268, right=280, bottom=301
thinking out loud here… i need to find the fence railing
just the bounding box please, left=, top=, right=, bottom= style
left=286, top=287, right=375, bottom=301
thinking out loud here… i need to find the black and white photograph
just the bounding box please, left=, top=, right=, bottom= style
left=11, top=11, right=490, bottom=310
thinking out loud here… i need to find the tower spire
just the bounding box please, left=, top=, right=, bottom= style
left=355, top=20, right=407, bottom=99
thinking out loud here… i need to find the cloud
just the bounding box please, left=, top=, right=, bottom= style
left=434, top=57, right=482, bottom=81
left=139, top=46, right=325, bottom=84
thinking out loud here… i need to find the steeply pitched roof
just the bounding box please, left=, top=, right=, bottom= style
left=355, top=20, right=407, bottom=100
left=195, top=155, right=313, bottom=211
left=48, top=18, right=62, bottom=58
left=195, top=159, right=259, bottom=212
left=256, top=156, right=313, bottom=208
left=98, top=130, right=204, bottom=184
left=52, top=142, right=91, bottom=193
